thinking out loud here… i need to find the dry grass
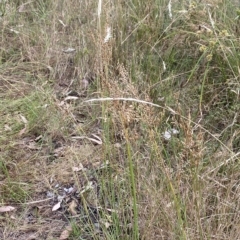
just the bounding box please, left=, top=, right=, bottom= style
left=0, top=0, right=239, bottom=239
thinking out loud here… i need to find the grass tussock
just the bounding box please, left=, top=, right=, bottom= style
left=0, top=0, right=239, bottom=239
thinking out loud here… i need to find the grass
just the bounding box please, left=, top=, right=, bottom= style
left=0, top=0, right=239, bottom=239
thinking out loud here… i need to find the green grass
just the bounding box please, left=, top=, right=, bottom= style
left=0, top=0, right=239, bottom=239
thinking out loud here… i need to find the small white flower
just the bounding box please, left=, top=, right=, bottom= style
left=171, top=128, right=179, bottom=135
left=163, top=128, right=179, bottom=140
left=163, top=131, right=172, bottom=140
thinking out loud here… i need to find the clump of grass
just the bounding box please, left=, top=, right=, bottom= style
left=93, top=0, right=240, bottom=239
left=0, top=0, right=239, bottom=239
